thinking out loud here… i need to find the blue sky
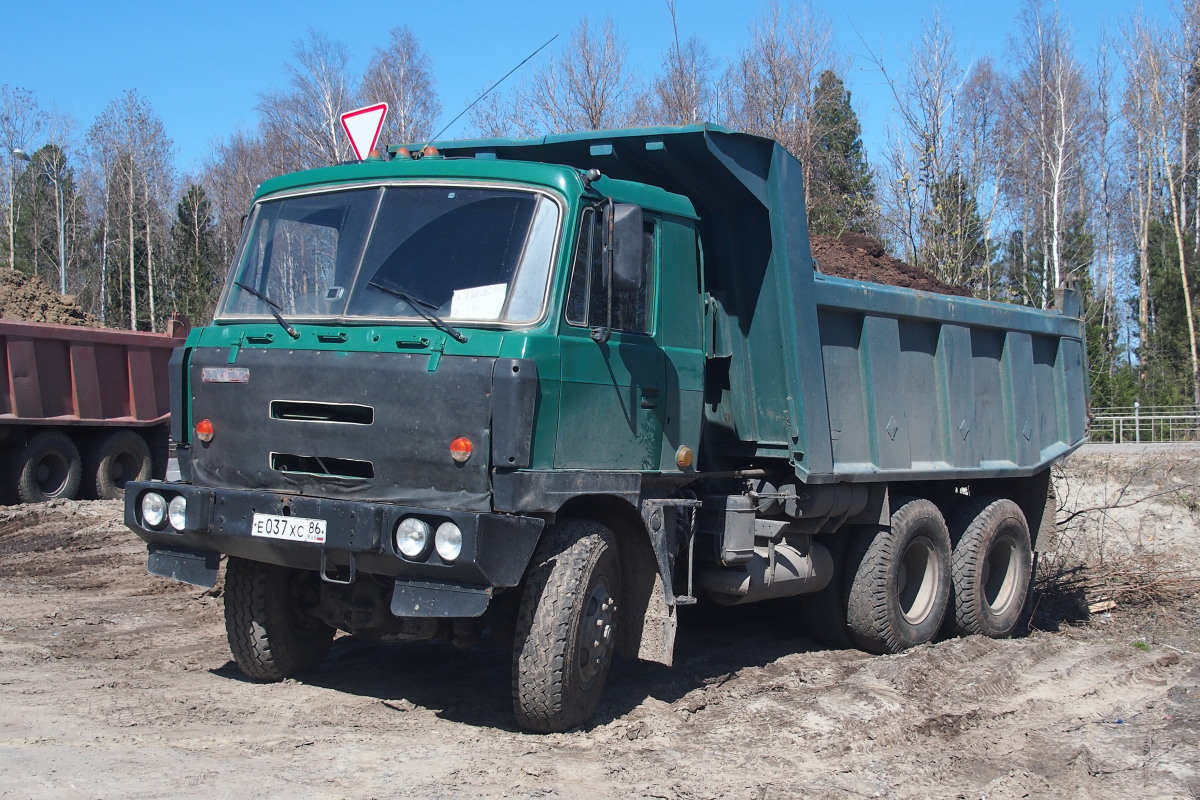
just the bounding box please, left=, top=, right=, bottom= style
left=1, top=0, right=1164, bottom=178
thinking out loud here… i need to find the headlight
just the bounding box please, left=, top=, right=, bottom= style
left=435, top=522, right=463, bottom=562
left=395, top=517, right=431, bottom=559
left=141, top=492, right=167, bottom=528
left=168, top=495, right=187, bottom=530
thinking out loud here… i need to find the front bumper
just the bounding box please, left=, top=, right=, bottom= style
left=124, top=481, right=544, bottom=616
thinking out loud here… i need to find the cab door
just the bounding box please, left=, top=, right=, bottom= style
left=555, top=207, right=665, bottom=471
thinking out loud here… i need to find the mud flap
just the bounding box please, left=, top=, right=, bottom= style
left=147, top=545, right=220, bottom=588
left=391, top=580, right=492, bottom=618
left=621, top=499, right=700, bottom=667
left=635, top=574, right=677, bottom=666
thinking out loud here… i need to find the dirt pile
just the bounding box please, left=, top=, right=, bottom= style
left=0, top=269, right=98, bottom=326
left=812, top=232, right=973, bottom=297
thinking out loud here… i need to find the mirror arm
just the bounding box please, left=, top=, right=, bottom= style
left=590, top=198, right=616, bottom=343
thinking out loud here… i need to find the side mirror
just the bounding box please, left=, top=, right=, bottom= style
left=604, top=203, right=643, bottom=293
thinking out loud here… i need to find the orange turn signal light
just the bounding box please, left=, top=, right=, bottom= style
left=676, top=445, right=694, bottom=469
left=449, top=437, right=472, bottom=463
left=195, top=418, right=215, bottom=443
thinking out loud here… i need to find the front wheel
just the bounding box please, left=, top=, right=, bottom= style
left=223, top=557, right=335, bottom=681
left=512, top=519, right=620, bottom=733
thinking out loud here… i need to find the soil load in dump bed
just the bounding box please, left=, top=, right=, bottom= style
left=811, top=232, right=972, bottom=297
left=0, top=270, right=98, bottom=327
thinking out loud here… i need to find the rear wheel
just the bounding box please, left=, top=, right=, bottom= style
left=224, top=557, right=335, bottom=681
left=15, top=431, right=82, bottom=503
left=946, top=497, right=1032, bottom=638
left=89, top=430, right=152, bottom=500
left=512, top=519, right=620, bottom=733
left=846, top=497, right=951, bottom=654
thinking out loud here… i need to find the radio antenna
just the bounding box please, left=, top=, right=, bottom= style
left=422, top=34, right=559, bottom=149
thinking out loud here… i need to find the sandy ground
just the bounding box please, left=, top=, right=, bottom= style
left=0, top=449, right=1198, bottom=799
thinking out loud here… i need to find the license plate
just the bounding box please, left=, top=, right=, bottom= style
left=250, top=513, right=327, bottom=544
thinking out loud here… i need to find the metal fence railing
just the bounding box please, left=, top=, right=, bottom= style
left=1088, top=405, right=1200, bottom=444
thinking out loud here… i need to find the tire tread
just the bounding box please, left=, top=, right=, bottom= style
left=512, top=519, right=617, bottom=733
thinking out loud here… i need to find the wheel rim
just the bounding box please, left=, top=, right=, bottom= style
left=577, top=577, right=615, bottom=688
left=983, top=533, right=1020, bottom=615
left=110, top=451, right=138, bottom=488
left=35, top=452, right=69, bottom=496
left=897, top=535, right=940, bottom=625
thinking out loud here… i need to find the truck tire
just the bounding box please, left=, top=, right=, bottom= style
left=89, top=430, right=152, bottom=500
left=512, top=519, right=620, bottom=733
left=224, top=557, right=334, bottom=681
left=846, top=497, right=951, bottom=654
left=946, top=497, right=1032, bottom=638
left=15, top=431, right=82, bottom=503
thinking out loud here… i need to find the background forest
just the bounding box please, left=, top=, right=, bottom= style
left=0, top=0, right=1195, bottom=409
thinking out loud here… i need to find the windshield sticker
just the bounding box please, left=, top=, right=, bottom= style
left=450, top=284, right=507, bottom=319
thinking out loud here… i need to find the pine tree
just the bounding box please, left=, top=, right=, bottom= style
left=919, top=170, right=988, bottom=288
left=1139, top=218, right=1199, bottom=405
left=168, top=184, right=221, bottom=324
left=806, top=70, right=875, bottom=236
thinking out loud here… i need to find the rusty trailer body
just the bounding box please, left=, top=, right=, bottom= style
left=0, top=319, right=185, bottom=503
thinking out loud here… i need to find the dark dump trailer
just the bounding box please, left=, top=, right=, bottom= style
left=124, top=124, right=1087, bottom=732
left=0, top=318, right=187, bottom=503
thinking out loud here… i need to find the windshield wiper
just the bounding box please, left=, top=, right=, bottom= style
left=234, top=281, right=300, bottom=340
left=368, top=281, right=468, bottom=343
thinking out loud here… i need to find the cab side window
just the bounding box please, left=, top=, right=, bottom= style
left=565, top=207, right=655, bottom=334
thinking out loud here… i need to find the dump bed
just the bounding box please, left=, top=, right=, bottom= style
left=434, top=125, right=1089, bottom=483
left=0, top=320, right=183, bottom=427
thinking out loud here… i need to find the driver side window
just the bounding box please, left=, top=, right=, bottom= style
left=565, top=208, right=655, bottom=333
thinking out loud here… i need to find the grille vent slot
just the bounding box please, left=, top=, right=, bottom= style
left=271, top=453, right=374, bottom=480
left=270, top=401, right=374, bottom=425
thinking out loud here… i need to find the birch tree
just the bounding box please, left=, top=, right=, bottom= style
left=1003, top=0, right=1093, bottom=307
left=522, top=17, right=640, bottom=132
left=360, top=27, right=440, bottom=145
left=871, top=15, right=964, bottom=271
left=1122, top=4, right=1200, bottom=404
left=1, top=85, right=43, bottom=272
left=259, top=30, right=357, bottom=168
left=651, top=0, right=716, bottom=125
left=89, top=90, right=174, bottom=331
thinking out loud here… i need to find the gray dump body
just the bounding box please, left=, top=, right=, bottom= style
left=435, top=124, right=1089, bottom=483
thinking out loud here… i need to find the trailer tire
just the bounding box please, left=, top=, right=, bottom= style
left=846, top=497, right=951, bottom=654
left=15, top=431, right=82, bottom=503
left=90, top=430, right=152, bottom=500
left=223, top=557, right=334, bottom=681
left=512, top=519, right=620, bottom=733
left=946, top=497, right=1032, bottom=638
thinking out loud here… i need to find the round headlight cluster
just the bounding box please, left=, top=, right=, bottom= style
left=141, top=492, right=166, bottom=528
left=395, top=517, right=432, bottom=558
left=394, top=517, right=463, bottom=563
left=141, top=492, right=188, bottom=531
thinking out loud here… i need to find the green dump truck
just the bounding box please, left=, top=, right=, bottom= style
left=125, top=124, right=1087, bottom=733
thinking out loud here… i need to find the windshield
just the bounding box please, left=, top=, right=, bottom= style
left=218, top=184, right=560, bottom=324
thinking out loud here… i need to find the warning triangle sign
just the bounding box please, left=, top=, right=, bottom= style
left=340, top=103, right=389, bottom=160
